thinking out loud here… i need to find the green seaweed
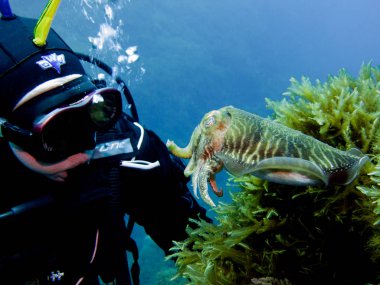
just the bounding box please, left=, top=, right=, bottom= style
left=168, top=63, right=380, bottom=285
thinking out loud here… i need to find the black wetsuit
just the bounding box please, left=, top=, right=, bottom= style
left=0, top=112, right=210, bottom=285
left=0, top=15, right=210, bottom=285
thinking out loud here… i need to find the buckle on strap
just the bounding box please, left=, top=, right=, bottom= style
left=119, top=121, right=160, bottom=170
left=120, top=159, right=160, bottom=170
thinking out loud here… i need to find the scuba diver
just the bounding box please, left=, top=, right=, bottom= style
left=0, top=1, right=211, bottom=284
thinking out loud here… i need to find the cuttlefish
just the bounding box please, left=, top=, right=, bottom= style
left=166, top=106, right=369, bottom=207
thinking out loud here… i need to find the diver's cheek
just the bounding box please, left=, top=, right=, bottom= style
left=10, top=142, right=90, bottom=181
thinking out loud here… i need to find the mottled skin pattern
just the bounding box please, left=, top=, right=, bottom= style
left=167, top=106, right=369, bottom=207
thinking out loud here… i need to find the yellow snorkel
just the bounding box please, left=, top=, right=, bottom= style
left=33, top=0, right=62, bottom=47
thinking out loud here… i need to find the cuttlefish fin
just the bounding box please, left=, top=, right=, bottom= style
left=347, top=147, right=364, bottom=157
left=329, top=149, right=369, bottom=185
left=251, top=157, right=328, bottom=186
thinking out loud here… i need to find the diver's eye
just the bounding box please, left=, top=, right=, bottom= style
left=204, top=115, right=215, bottom=128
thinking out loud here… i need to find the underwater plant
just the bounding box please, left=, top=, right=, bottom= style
left=168, top=63, right=380, bottom=285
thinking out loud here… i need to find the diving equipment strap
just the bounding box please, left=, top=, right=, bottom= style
left=119, top=122, right=160, bottom=170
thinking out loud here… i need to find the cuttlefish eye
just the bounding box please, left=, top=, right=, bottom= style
left=204, top=115, right=216, bottom=128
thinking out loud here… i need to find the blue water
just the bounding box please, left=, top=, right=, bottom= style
left=8, top=0, right=380, bottom=284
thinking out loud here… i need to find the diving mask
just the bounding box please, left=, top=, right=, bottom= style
left=0, top=87, right=122, bottom=162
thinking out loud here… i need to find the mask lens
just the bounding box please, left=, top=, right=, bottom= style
left=32, top=88, right=121, bottom=159
left=88, top=89, right=121, bottom=129
left=40, top=111, right=95, bottom=159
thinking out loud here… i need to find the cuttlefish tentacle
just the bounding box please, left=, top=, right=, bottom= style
left=193, top=111, right=230, bottom=204
left=166, top=125, right=202, bottom=159
left=167, top=109, right=231, bottom=207
left=191, top=156, right=225, bottom=207
left=184, top=154, right=198, bottom=177
left=209, top=174, right=223, bottom=197
left=208, top=157, right=224, bottom=197
left=197, top=161, right=216, bottom=207
left=167, top=106, right=369, bottom=207
left=167, top=125, right=203, bottom=177
left=191, top=162, right=202, bottom=200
